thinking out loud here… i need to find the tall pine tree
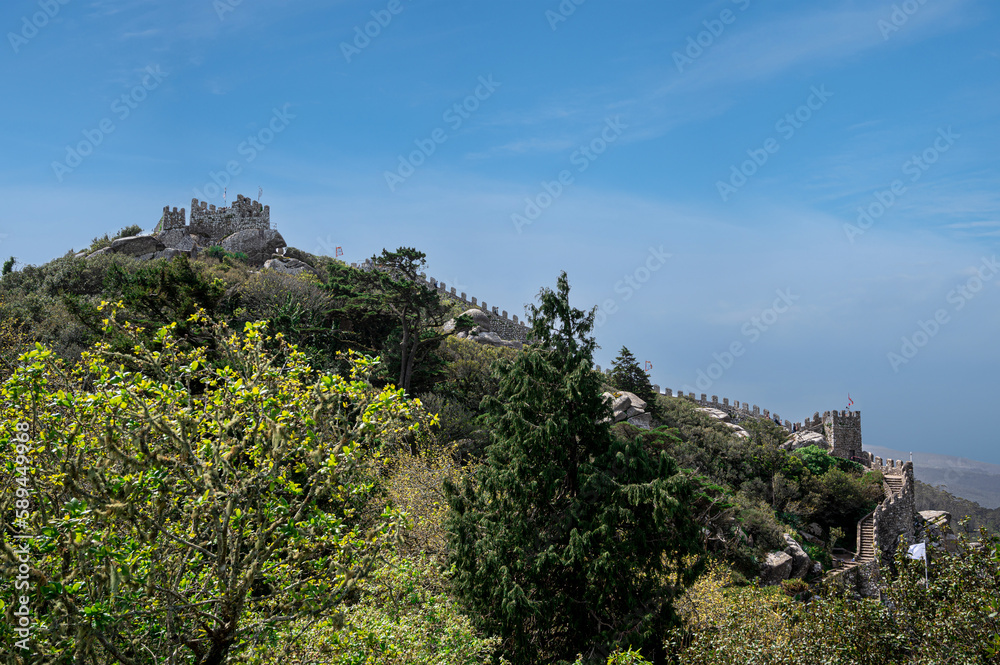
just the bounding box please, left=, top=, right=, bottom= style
left=445, top=272, right=705, bottom=664
left=609, top=345, right=655, bottom=408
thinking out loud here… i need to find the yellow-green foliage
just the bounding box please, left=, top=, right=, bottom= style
left=235, top=554, right=501, bottom=665
left=385, top=448, right=468, bottom=557
left=0, top=305, right=430, bottom=663
left=672, top=562, right=793, bottom=645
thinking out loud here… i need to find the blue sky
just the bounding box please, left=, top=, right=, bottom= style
left=2, top=0, right=1000, bottom=464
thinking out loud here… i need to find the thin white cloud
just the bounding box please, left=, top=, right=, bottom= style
left=661, top=0, right=973, bottom=93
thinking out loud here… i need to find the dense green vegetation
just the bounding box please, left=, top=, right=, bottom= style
left=0, top=238, right=997, bottom=664
left=914, top=480, right=1000, bottom=533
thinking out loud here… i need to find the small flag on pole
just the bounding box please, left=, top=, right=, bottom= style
left=336, top=246, right=344, bottom=258
left=847, top=393, right=854, bottom=410
left=644, top=361, right=652, bottom=373
left=258, top=186, right=262, bottom=201
left=907, top=542, right=926, bottom=561
left=223, top=187, right=227, bottom=204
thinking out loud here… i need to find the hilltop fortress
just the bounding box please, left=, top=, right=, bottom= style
left=160, top=195, right=271, bottom=239
left=82, top=195, right=286, bottom=266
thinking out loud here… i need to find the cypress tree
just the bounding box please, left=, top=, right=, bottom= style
left=445, top=273, right=705, bottom=664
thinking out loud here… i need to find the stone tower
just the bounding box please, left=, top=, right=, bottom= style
left=823, top=410, right=862, bottom=461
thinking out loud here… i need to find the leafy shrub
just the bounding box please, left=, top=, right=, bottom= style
left=803, top=542, right=832, bottom=571
left=436, top=335, right=517, bottom=414
left=417, top=391, right=487, bottom=457
left=780, top=578, right=811, bottom=599
left=236, top=554, right=501, bottom=665
left=671, top=530, right=1000, bottom=663
left=0, top=309, right=426, bottom=663
left=383, top=447, right=468, bottom=557
left=115, top=223, right=144, bottom=238
left=205, top=244, right=227, bottom=259
left=87, top=224, right=144, bottom=251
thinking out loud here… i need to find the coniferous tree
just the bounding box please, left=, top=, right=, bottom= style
left=353, top=247, right=452, bottom=391
left=445, top=272, right=706, bottom=664
left=609, top=345, right=655, bottom=407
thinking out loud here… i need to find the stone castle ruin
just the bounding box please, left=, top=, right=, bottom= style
left=160, top=195, right=271, bottom=239
left=82, top=195, right=286, bottom=266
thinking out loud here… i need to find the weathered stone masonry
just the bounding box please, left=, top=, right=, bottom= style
left=161, top=195, right=270, bottom=239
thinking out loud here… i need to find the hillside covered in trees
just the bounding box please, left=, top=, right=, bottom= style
left=0, top=240, right=998, bottom=664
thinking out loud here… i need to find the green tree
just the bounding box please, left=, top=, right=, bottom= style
left=446, top=273, right=705, bottom=664
left=0, top=306, right=425, bottom=664
left=1, top=257, right=14, bottom=277
left=609, top=345, right=654, bottom=407
left=354, top=248, right=453, bottom=391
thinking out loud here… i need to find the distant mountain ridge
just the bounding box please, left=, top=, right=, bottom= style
left=868, top=445, right=1000, bottom=509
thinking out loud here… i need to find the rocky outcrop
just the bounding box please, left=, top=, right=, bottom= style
left=782, top=431, right=828, bottom=451
left=697, top=406, right=750, bottom=438
left=220, top=229, right=286, bottom=265
left=110, top=235, right=165, bottom=257
left=760, top=552, right=793, bottom=585
left=783, top=534, right=813, bottom=579
left=86, top=247, right=113, bottom=259
left=450, top=308, right=523, bottom=349
left=697, top=407, right=730, bottom=422
left=263, top=257, right=320, bottom=278
left=604, top=390, right=652, bottom=430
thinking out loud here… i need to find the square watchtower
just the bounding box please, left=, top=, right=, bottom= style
left=823, top=410, right=862, bottom=461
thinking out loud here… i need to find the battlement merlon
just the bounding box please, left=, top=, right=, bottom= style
left=162, top=206, right=186, bottom=231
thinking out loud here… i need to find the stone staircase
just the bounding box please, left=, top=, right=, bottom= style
left=848, top=471, right=904, bottom=566
left=857, top=515, right=875, bottom=562
left=826, top=470, right=903, bottom=579
left=884, top=473, right=904, bottom=497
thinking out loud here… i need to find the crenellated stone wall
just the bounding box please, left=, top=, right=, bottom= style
left=190, top=195, right=270, bottom=237
left=158, top=195, right=270, bottom=240
left=348, top=263, right=532, bottom=343
left=418, top=273, right=531, bottom=343
left=591, top=382, right=797, bottom=430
